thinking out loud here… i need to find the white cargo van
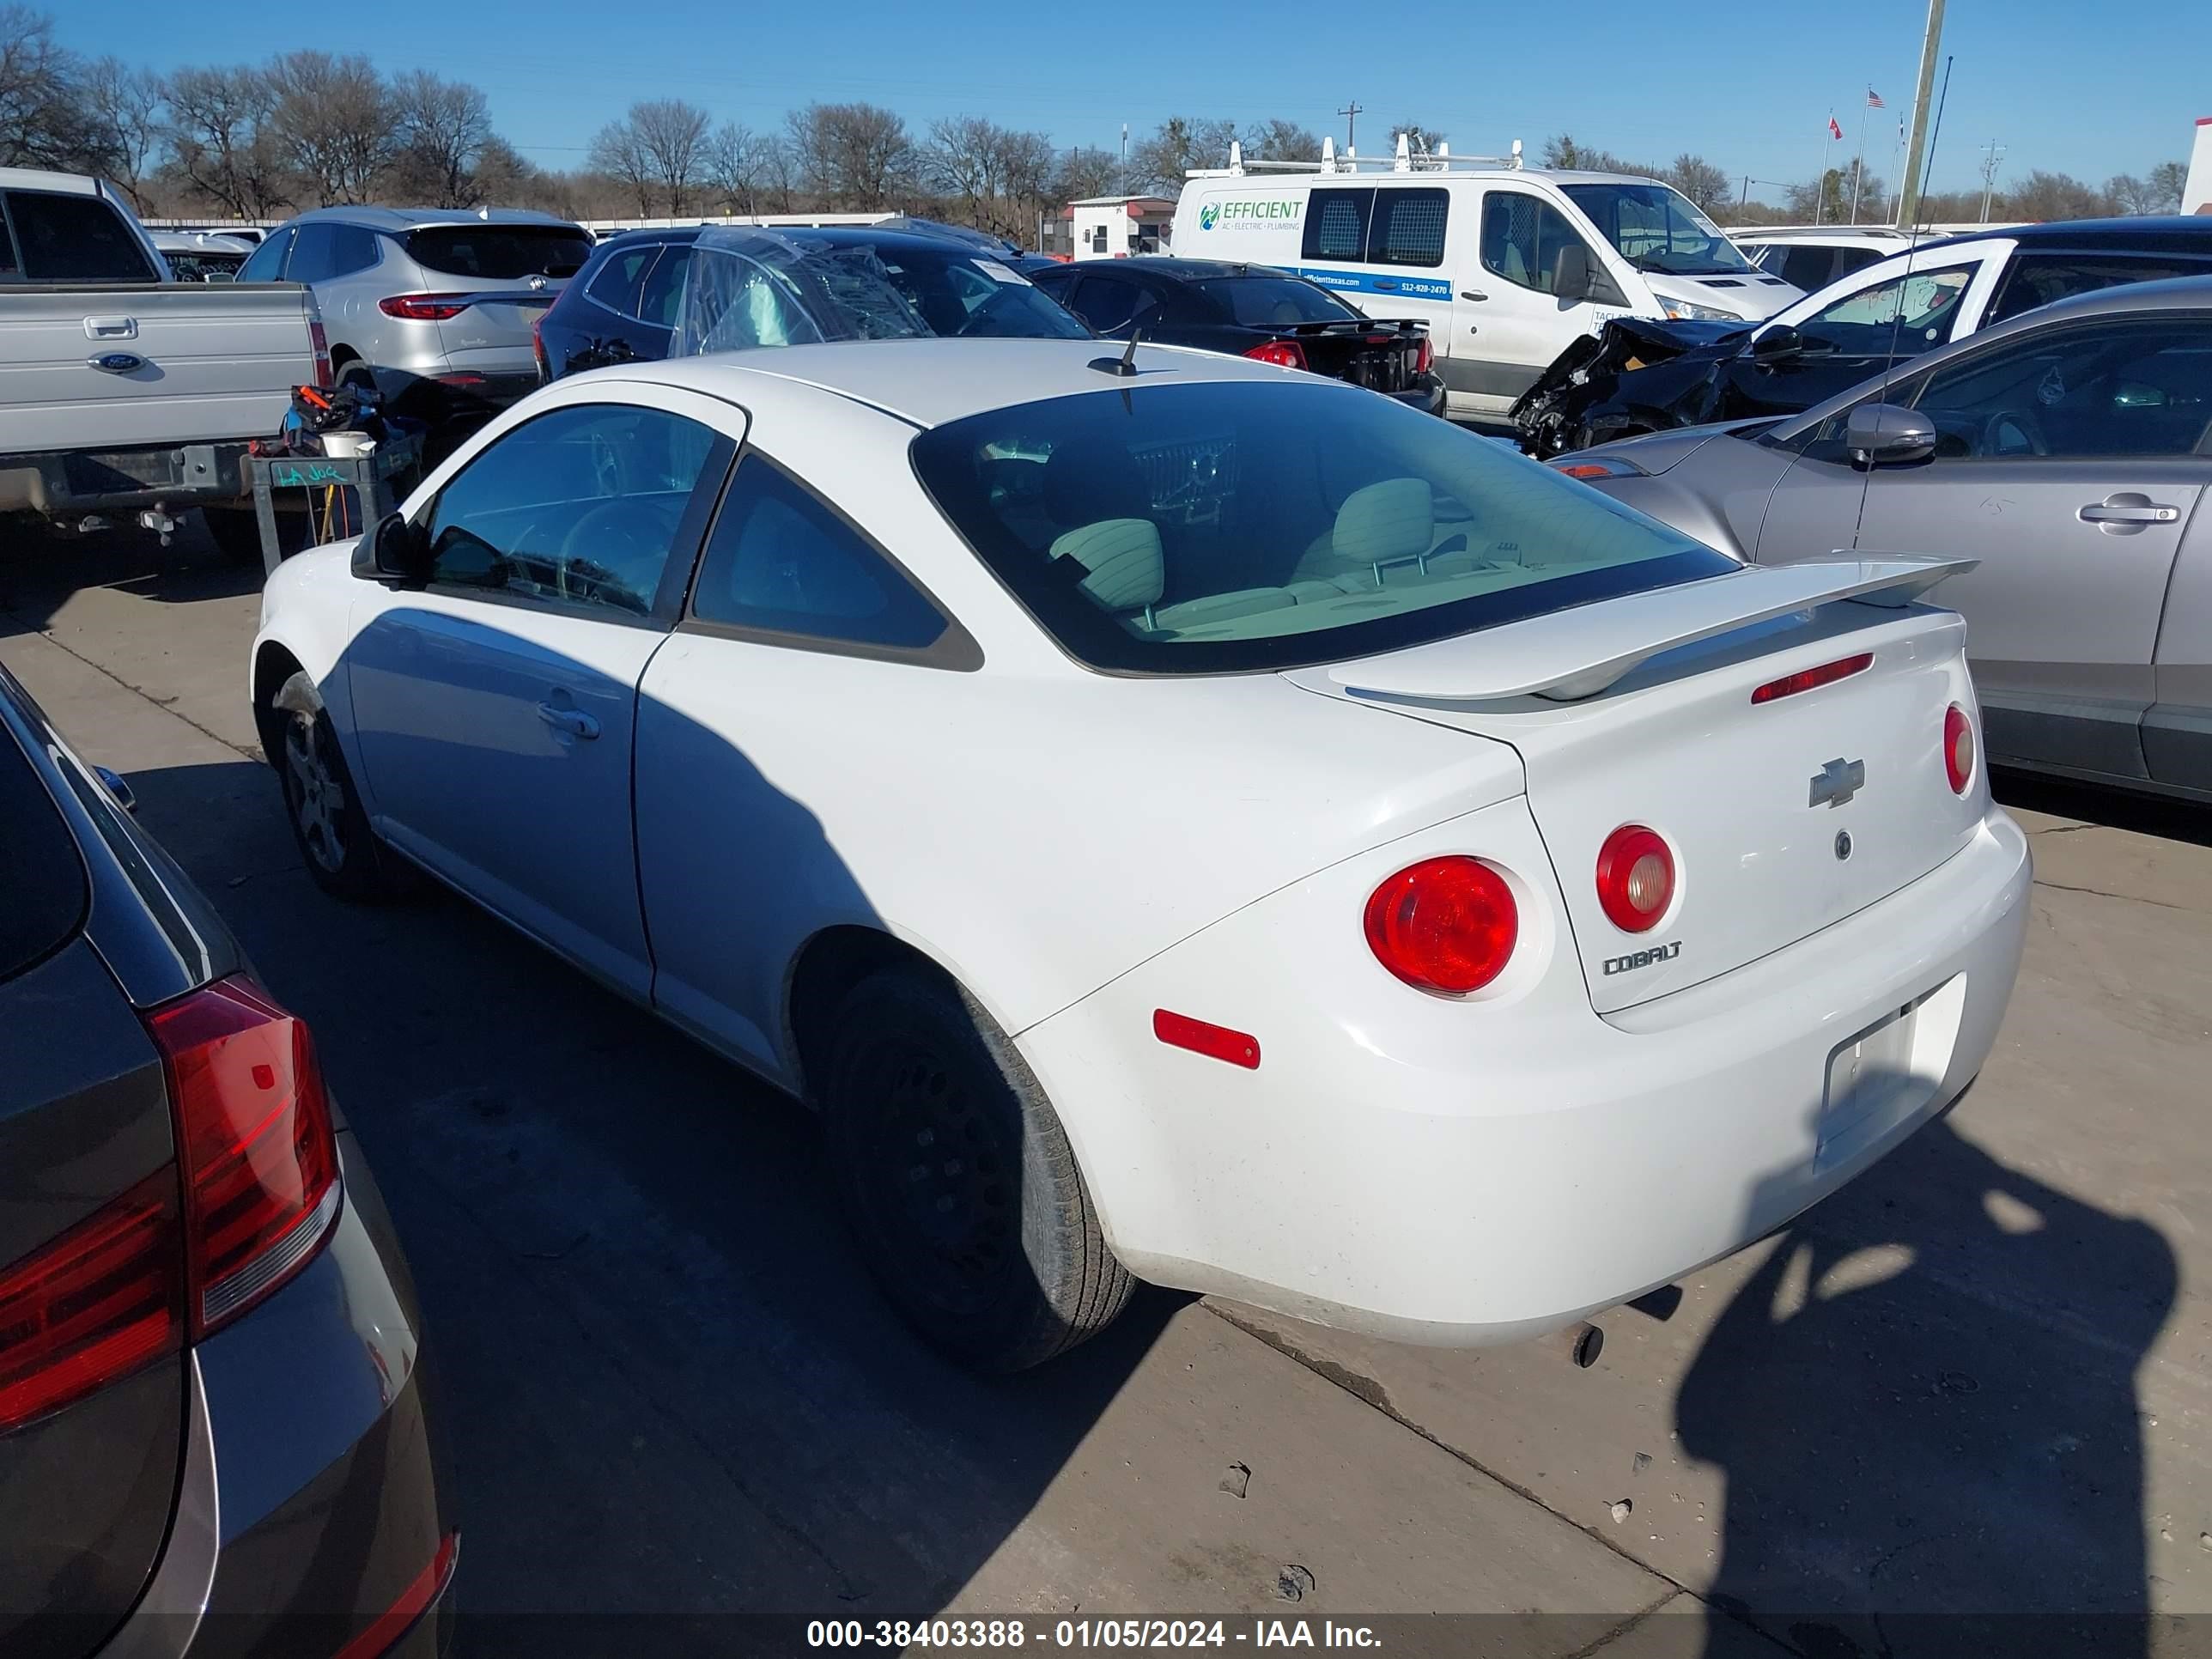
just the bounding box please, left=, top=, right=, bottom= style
left=1173, top=138, right=1802, bottom=420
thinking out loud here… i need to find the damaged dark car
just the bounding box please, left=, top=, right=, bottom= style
left=1514, top=216, right=2212, bottom=457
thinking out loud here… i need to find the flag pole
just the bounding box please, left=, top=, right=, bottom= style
left=1850, top=95, right=1870, bottom=223
left=1814, top=110, right=1834, bottom=224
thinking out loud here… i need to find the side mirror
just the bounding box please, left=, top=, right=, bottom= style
left=352, top=510, right=427, bottom=583
left=1844, top=402, right=1939, bottom=465
left=1752, top=324, right=1801, bottom=359
left=1552, top=244, right=1592, bottom=305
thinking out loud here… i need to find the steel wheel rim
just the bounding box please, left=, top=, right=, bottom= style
left=855, top=1036, right=1013, bottom=1318
left=283, top=715, right=348, bottom=874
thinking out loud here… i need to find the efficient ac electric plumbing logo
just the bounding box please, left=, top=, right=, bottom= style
left=1199, top=204, right=1220, bottom=230
left=1198, top=199, right=1298, bottom=231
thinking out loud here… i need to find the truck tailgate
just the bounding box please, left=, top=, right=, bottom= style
left=0, top=282, right=319, bottom=458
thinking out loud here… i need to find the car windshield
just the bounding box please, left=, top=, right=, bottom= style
left=911, top=380, right=1733, bottom=674
left=1560, top=184, right=1753, bottom=276
left=1195, top=276, right=1354, bottom=327
left=672, top=228, right=1089, bottom=356
left=404, top=225, right=592, bottom=279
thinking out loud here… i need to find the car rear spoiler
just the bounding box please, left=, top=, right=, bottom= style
left=1325, top=556, right=1978, bottom=703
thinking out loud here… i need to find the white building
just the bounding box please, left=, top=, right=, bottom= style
left=1066, top=196, right=1176, bottom=260
left=2186, top=118, right=2212, bottom=215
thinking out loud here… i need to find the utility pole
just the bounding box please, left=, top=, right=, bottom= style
left=1893, top=0, right=1947, bottom=228
left=1338, top=101, right=1364, bottom=153
left=1977, top=138, right=2006, bottom=222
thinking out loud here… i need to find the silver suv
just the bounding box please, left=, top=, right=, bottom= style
left=237, top=206, right=591, bottom=442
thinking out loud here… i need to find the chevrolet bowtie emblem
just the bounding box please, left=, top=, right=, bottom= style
left=1809, top=757, right=1866, bottom=808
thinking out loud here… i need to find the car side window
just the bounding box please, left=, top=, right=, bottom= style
left=1480, top=191, right=1586, bottom=294
left=1798, top=265, right=1973, bottom=356
left=1906, top=314, right=2212, bottom=460
left=637, top=246, right=692, bottom=329
left=689, top=455, right=951, bottom=653
left=1369, top=189, right=1449, bottom=268
left=586, top=243, right=658, bottom=318
left=1985, top=252, right=2212, bottom=328
left=1301, top=188, right=1374, bottom=262
left=1777, top=245, right=1839, bottom=292
left=1068, top=274, right=1152, bottom=335
left=324, top=224, right=379, bottom=277
left=236, top=228, right=292, bottom=283
left=419, top=403, right=720, bottom=617
left=286, top=224, right=337, bottom=284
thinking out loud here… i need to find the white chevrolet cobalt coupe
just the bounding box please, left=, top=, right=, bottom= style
left=251, top=338, right=2032, bottom=1370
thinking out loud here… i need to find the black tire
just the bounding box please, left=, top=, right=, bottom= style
left=823, top=969, right=1134, bottom=1371
left=270, top=671, right=409, bottom=902
left=204, top=504, right=313, bottom=568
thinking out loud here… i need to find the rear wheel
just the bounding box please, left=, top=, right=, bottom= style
left=270, top=671, right=409, bottom=902
left=823, top=968, right=1133, bottom=1371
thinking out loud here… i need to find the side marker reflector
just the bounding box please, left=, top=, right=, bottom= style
left=1153, top=1010, right=1261, bottom=1070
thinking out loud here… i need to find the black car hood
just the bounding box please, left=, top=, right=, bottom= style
left=1510, top=317, right=1765, bottom=459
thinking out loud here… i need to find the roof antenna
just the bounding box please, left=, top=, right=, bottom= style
left=1090, top=323, right=1144, bottom=378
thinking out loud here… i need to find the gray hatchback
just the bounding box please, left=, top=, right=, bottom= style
left=236, top=206, right=591, bottom=441
left=1555, top=275, right=2212, bottom=805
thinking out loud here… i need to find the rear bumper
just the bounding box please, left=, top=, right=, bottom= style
left=1389, top=372, right=1448, bottom=416
left=98, top=1130, right=453, bottom=1658
left=1018, top=801, right=2032, bottom=1346
left=0, top=443, right=254, bottom=519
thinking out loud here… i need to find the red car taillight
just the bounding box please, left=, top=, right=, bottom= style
left=1944, top=703, right=1976, bottom=794
left=1244, top=338, right=1308, bottom=371
left=1595, top=825, right=1675, bottom=933
left=1751, top=652, right=1874, bottom=705
left=148, top=977, right=341, bottom=1340
left=1364, top=857, right=1519, bottom=995
left=532, top=312, right=550, bottom=382
left=1413, top=333, right=1433, bottom=376
left=379, top=294, right=471, bottom=321
left=0, top=1174, right=182, bottom=1434
left=308, top=319, right=333, bottom=388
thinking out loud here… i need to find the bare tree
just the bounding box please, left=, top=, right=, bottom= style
left=1389, top=120, right=1447, bottom=156
left=0, top=5, right=114, bottom=172
left=1053, top=144, right=1119, bottom=204
left=468, top=134, right=539, bottom=207
left=1787, top=162, right=1884, bottom=225
left=1244, top=118, right=1320, bottom=162
left=1131, top=117, right=1237, bottom=195
left=755, top=133, right=798, bottom=213
left=702, top=120, right=761, bottom=215
left=633, top=99, right=711, bottom=215
left=788, top=101, right=912, bottom=210
left=82, top=57, right=163, bottom=208
left=2148, top=161, right=2189, bottom=215
left=586, top=114, right=655, bottom=216
left=1668, top=154, right=1731, bottom=216
left=266, top=52, right=393, bottom=204
left=922, top=115, right=1054, bottom=238
left=389, top=70, right=489, bottom=206
left=163, top=64, right=286, bottom=217
left=2002, top=168, right=2112, bottom=222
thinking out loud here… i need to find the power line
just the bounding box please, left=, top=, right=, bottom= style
left=1337, top=101, right=1364, bottom=151
left=1977, top=138, right=2007, bottom=222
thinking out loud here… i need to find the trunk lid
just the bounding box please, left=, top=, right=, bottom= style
left=1285, top=561, right=1985, bottom=1012
left=1287, top=318, right=1425, bottom=395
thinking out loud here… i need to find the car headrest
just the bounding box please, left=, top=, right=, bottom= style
left=1332, top=478, right=1434, bottom=567
left=1049, top=518, right=1164, bottom=613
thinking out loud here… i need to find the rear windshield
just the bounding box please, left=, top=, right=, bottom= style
left=3, top=191, right=160, bottom=283
left=1196, top=276, right=1352, bottom=327
left=0, top=711, right=88, bottom=983
left=404, top=225, right=592, bottom=280
left=911, top=380, right=1733, bottom=674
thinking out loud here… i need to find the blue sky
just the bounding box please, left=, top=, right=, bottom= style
left=51, top=0, right=2211, bottom=204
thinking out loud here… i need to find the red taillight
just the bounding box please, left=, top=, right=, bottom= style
left=1413, top=333, right=1433, bottom=376
left=147, top=977, right=340, bottom=1340
left=532, top=312, right=549, bottom=382
left=1152, top=1009, right=1261, bottom=1069
left=379, top=294, right=471, bottom=321
left=308, top=319, right=333, bottom=388
left=1595, top=825, right=1675, bottom=934
left=1244, top=338, right=1308, bottom=371
left=1751, top=652, right=1874, bottom=705
left=0, top=1173, right=182, bottom=1434
left=332, top=1531, right=459, bottom=1659
left=1364, top=857, right=1519, bottom=995
left=1944, top=703, right=1975, bottom=794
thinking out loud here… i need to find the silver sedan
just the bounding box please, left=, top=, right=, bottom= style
left=1554, top=275, right=2212, bottom=804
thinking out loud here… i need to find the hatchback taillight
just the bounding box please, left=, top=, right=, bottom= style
left=0, top=1173, right=182, bottom=1434
left=1244, top=338, right=1308, bottom=371
left=147, top=977, right=340, bottom=1340
left=1944, top=703, right=1976, bottom=794
left=1595, top=825, right=1675, bottom=933
left=379, top=294, right=471, bottom=321
left=1364, top=857, right=1519, bottom=995
left=1413, top=333, right=1433, bottom=376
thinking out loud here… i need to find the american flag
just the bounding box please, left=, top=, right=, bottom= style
left=1867, top=88, right=1886, bottom=108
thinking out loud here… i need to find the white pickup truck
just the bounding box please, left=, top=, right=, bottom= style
left=0, top=167, right=326, bottom=560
